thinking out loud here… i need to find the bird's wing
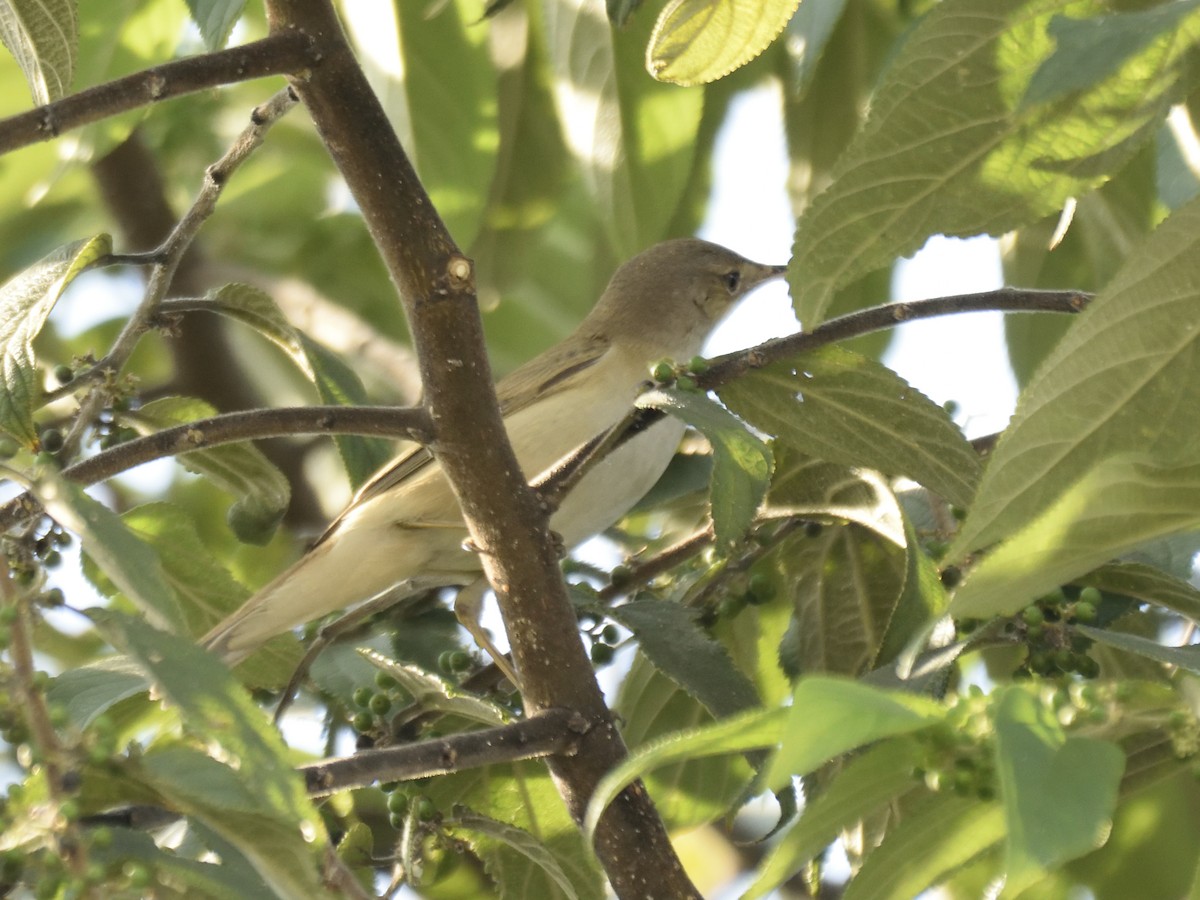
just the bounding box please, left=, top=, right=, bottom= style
left=311, top=333, right=612, bottom=547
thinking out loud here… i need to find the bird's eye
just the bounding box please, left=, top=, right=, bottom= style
left=723, top=270, right=741, bottom=292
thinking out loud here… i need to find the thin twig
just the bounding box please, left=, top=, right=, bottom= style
left=300, top=708, right=588, bottom=795
left=0, top=32, right=315, bottom=155
left=61, top=88, right=301, bottom=461
left=0, top=404, right=432, bottom=531
left=596, top=526, right=715, bottom=604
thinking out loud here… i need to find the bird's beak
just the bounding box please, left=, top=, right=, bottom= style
left=743, top=261, right=789, bottom=294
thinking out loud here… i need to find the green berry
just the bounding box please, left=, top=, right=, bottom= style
left=40, top=549, right=61, bottom=569
left=375, top=671, right=398, bottom=691
left=600, top=624, right=620, bottom=645
left=943, top=400, right=960, bottom=417
left=58, top=799, right=79, bottom=821
left=0, top=439, right=17, bottom=460
left=90, top=826, right=113, bottom=850
left=747, top=572, right=775, bottom=603
left=438, top=651, right=455, bottom=673
left=387, top=791, right=410, bottom=815
left=1078, top=586, right=1102, bottom=606
left=1076, top=655, right=1100, bottom=679
left=388, top=811, right=405, bottom=830
left=1025, top=623, right=1044, bottom=640
left=39, top=588, right=65, bottom=607
left=1021, top=605, right=1044, bottom=627
left=650, top=360, right=675, bottom=383
left=352, top=686, right=373, bottom=708
left=53, top=365, right=74, bottom=385
left=52, top=530, right=72, bottom=547
left=803, top=521, right=823, bottom=538
left=688, top=356, right=709, bottom=375
left=1072, top=600, right=1097, bottom=623
left=38, top=428, right=64, bottom=453
left=351, top=712, right=374, bottom=733
left=369, top=693, right=392, bottom=716
left=590, top=642, right=614, bottom=665
left=414, top=796, right=436, bottom=820
left=123, top=862, right=151, bottom=889
left=940, top=566, right=962, bottom=589
left=449, top=650, right=472, bottom=672
left=609, top=564, right=632, bottom=589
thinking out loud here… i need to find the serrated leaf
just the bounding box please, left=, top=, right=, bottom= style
left=646, top=0, right=800, bottom=86
left=609, top=598, right=759, bottom=719
left=1078, top=562, right=1200, bottom=623
left=0, top=0, right=77, bottom=103
left=584, top=705, right=786, bottom=839
left=1024, top=2, right=1200, bottom=108
left=743, top=737, right=924, bottom=899
left=34, top=470, right=183, bottom=631
left=0, top=235, right=109, bottom=445
left=791, top=0, right=1199, bottom=324
left=992, top=686, right=1124, bottom=883
left=952, top=197, right=1200, bottom=562
left=722, top=347, right=980, bottom=508
left=452, top=811, right=579, bottom=900
left=91, top=610, right=330, bottom=896
left=132, top=397, right=290, bottom=545
left=639, top=388, right=773, bottom=548
left=765, top=445, right=905, bottom=546
left=46, top=656, right=147, bottom=730
left=1076, top=624, right=1200, bottom=675
left=949, top=455, right=1200, bottom=621
left=842, top=792, right=1005, bottom=900
left=766, top=676, right=941, bottom=789
left=544, top=0, right=704, bottom=255
left=360, top=649, right=512, bottom=726
left=182, top=0, right=244, bottom=50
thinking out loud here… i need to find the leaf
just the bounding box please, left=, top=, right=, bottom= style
left=1024, top=1, right=1200, bottom=108
left=842, top=792, right=1006, bottom=900
left=181, top=0, right=244, bottom=50
left=584, top=706, right=787, bottom=839
left=765, top=676, right=941, bottom=790
left=639, top=388, right=773, bottom=549
left=790, top=0, right=1200, bottom=324
left=451, top=811, right=579, bottom=900
left=132, top=397, right=290, bottom=545
left=721, top=347, right=980, bottom=509
left=646, top=0, right=800, bottom=86
left=360, top=649, right=512, bottom=726
left=35, top=471, right=183, bottom=631
left=91, top=610, right=331, bottom=896
left=606, top=0, right=644, bottom=27
left=1076, top=624, right=1200, bottom=676
left=949, top=455, right=1200, bottom=620
left=952, top=196, right=1200, bottom=559
left=992, top=686, right=1124, bottom=883
left=609, top=598, right=760, bottom=719
left=543, top=0, right=704, bottom=255
left=1078, top=561, right=1200, bottom=623
left=0, top=0, right=77, bottom=103
left=46, top=656, right=147, bottom=729
left=0, top=235, right=109, bottom=445
left=743, top=737, right=924, bottom=899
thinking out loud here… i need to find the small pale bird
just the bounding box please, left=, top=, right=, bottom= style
left=202, top=238, right=786, bottom=672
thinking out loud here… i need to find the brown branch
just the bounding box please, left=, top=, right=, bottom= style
left=0, top=405, right=432, bottom=531
left=261, top=2, right=700, bottom=896
left=301, top=709, right=588, bottom=796
left=0, top=32, right=316, bottom=156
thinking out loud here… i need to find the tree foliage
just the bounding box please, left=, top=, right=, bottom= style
left=1, top=0, right=1199, bottom=897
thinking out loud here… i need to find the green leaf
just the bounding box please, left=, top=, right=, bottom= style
left=181, top=0, right=244, bottom=50
left=646, top=0, right=800, bottom=86
left=342, top=0, right=497, bottom=249
left=451, top=811, right=579, bottom=900
left=608, top=598, right=760, bottom=719
left=638, top=388, right=773, bottom=549
left=721, top=347, right=980, bottom=508
left=543, top=0, right=704, bottom=255
left=91, top=610, right=331, bottom=895
left=766, top=676, right=941, bottom=789
left=949, top=455, right=1200, bottom=621
left=952, top=197, right=1200, bottom=560
left=360, top=649, right=512, bottom=726
left=606, top=0, right=644, bottom=27
left=132, top=397, right=290, bottom=545
left=992, top=686, right=1124, bottom=883
left=744, top=737, right=924, bottom=899
left=0, top=234, right=109, bottom=445
left=35, top=471, right=183, bottom=631
left=842, top=792, right=1006, bottom=900
left=0, top=0, right=77, bottom=103
left=790, top=0, right=1199, bottom=324
left=584, top=706, right=786, bottom=839
left=1024, top=2, right=1200, bottom=108
left=1076, top=624, right=1200, bottom=676
left=46, top=656, right=147, bottom=730
left=1078, top=562, right=1200, bottom=623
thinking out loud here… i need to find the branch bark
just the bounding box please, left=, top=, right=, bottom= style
left=260, top=2, right=700, bottom=896
left=0, top=32, right=316, bottom=155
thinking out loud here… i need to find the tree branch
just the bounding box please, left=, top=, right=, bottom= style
left=260, top=2, right=700, bottom=896
left=301, top=708, right=588, bottom=796
left=0, top=32, right=316, bottom=155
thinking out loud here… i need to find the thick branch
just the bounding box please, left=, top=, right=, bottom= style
left=261, top=2, right=699, bottom=896
left=0, top=32, right=315, bottom=156
left=301, top=709, right=587, bottom=796
left=0, top=405, right=431, bottom=531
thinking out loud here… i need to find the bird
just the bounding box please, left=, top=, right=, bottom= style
left=202, top=238, right=787, bottom=677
